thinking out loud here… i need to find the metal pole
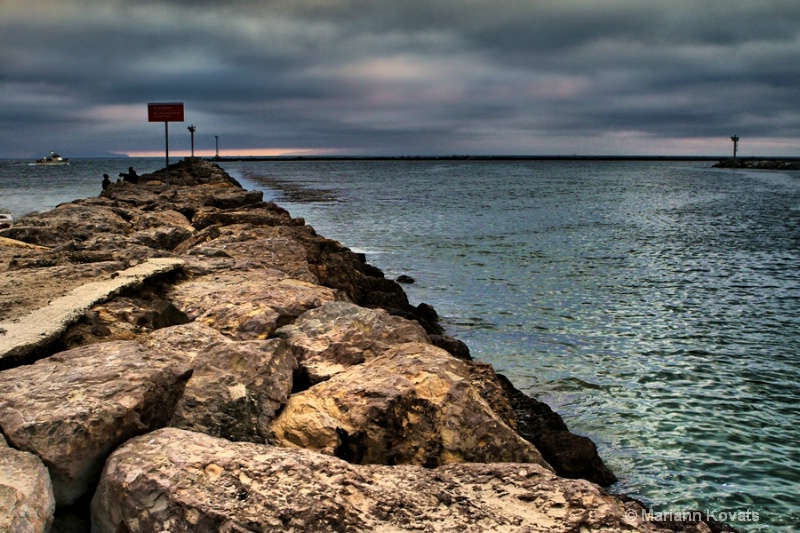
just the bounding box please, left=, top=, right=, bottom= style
left=215, top=135, right=219, bottom=157
left=165, top=121, right=170, bottom=183
left=188, top=125, right=196, bottom=157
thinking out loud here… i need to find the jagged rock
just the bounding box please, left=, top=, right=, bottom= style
left=430, top=333, right=472, bottom=360
left=274, top=301, right=430, bottom=384
left=191, top=204, right=298, bottom=230
left=168, top=273, right=346, bottom=340
left=170, top=339, right=297, bottom=443
left=0, top=437, right=56, bottom=533
left=714, top=158, right=800, bottom=170
left=271, top=342, right=551, bottom=468
left=92, top=427, right=680, bottom=533
left=0, top=340, right=192, bottom=504
left=185, top=224, right=318, bottom=282
left=133, top=225, right=194, bottom=250
left=141, top=321, right=234, bottom=367
left=0, top=204, right=131, bottom=247
left=464, top=360, right=518, bottom=429
left=199, top=188, right=265, bottom=210
left=99, top=181, right=162, bottom=208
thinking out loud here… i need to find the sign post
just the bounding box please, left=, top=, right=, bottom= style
left=148, top=102, right=185, bottom=183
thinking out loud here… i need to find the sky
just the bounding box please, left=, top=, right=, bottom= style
left=2, top=0, right=800, bottom=158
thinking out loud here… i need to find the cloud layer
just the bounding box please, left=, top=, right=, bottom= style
left=2, top=0, right=799, bottom=157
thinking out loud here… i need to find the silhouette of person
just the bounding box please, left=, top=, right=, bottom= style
left=119, top=167, right=139, bottom=183
left=102, top=174, right=111, bottom=190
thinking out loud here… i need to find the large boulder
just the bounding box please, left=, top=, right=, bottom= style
left=0, top=204, right=131, bottom=247
left=275, top=301, right=430, bottom=384
left=180, top=224, right=318, bottom=282
left=92, top=427, right=678, bottom=533
left=191, top=204, right=297, bottom=230
left=141, top=321, right=234, bottom=367
left=0, top=340, right=192, bottom=504
left=0, top=437, right=56, bottom=533
left=170, top=339, right=297, bottom=443
left=168, top=273, right=346, bottom=340
left=271, top=342, right=551, bottom=468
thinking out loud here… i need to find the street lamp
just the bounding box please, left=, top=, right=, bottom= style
left=188, top=125, right=196, bottom=157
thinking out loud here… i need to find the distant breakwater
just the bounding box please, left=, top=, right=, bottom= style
left=713, top=158, right=800, bottom=170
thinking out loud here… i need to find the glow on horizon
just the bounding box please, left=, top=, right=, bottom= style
left=123, top=147, right=348, bottom=158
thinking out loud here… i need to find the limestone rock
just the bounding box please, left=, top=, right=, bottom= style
left=0, top=340, right=192, bottom=504
left=169, top=274, right=346, bottom=340
left=182, top=224, right=317, bottom=282
left=271, top=342, right=551, bottom=468
left=192, top=204, right=296, bottom=231
left=171, top=339, right=297, bottom=443
left=275, top=301, right=430, bottom=384
left=92, top=427, right=678, bottom=533
left=0, top=439, right=56, bottom=533
left=141, top=321, right=234, bottom=367
left=0, top=204, right=131, bottom=247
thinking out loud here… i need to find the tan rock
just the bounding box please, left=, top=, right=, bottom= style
left=275, top=301, right=430, bottom=384
left=0, top=204, right=131, bottom=247
left=171, top=339, right=297, bottom=443
left=92, top=427, right=677, bottom=533
left=141, top=321, right=234, bottom=367
left=192, top=204, right=296, bottom=230
left=190, top=224, right=317, bottom=282
left=0, top=439, right=55, bottom=533
left=169, top=274, right=346, bottom=340
left=0, top=340, right=192, bottom=504
left=271, top=342, right=551, bottom=468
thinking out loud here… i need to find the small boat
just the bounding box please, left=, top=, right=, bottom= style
left=0, top=213, right=14, bottom=229
left=33, top=151, right=70, bottom=165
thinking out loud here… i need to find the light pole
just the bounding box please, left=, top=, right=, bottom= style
left=730, top=135, right=739, bottom=160
left=188, top=125, right=196, bottom=157
left=214, top=135, right=219, bottom=158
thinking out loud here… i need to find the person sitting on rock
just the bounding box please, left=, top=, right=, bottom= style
left=101, top=174, right=111, bottom=190
left=119, top=167, right=139, bottom=184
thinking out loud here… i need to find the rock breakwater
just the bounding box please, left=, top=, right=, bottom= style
left=0, top=160, right=735, bottom=532
left=713, top=158, right=800, bottom=170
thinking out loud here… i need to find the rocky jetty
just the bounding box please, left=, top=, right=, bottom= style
left=713, top=158, right=800, bottom=170
left=0, top=160, right=734, bottom=532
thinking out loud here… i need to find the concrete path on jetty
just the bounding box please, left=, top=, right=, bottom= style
left=0, top=258, right=183, bottom=367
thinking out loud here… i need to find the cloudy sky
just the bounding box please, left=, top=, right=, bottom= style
left=2, top=0, right=799, bottom=158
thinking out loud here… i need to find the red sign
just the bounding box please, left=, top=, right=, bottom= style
left=148, top=102, right=184, bottom=122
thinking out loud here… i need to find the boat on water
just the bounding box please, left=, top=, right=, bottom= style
left=0, top=213, right=14, bottom=229
left=32, top=151, right=70, bottom=165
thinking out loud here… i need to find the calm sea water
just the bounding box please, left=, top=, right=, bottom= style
left=2, top=158, right=798, bottom=531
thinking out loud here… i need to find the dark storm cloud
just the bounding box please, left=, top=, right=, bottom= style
left=1, top=0, right=799, bottom=157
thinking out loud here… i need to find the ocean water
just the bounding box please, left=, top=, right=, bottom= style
left=1, top=158, right=798, bottom=531
left=0, top=158, right=167, bottom=217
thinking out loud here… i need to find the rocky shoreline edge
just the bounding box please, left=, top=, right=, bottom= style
left=0, top=160, right=737, bottom=532
left=713, top=158, right=800, bottom=170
